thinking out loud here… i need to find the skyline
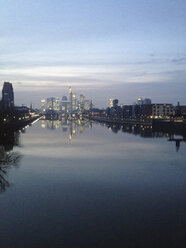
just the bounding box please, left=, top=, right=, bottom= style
left=1, top=82, right=186, bottom=109
left=0, top=0, right=186, bottom=107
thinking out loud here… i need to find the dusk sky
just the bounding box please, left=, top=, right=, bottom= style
left=0, top=0, right=185, bottom=107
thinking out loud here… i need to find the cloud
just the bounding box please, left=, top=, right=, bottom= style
left=171, top=57, right=186, bottom=64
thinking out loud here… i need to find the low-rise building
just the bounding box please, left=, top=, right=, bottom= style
left=152, top=104, right=173, bottom=117
left=121, top=105, right=133, bottom=118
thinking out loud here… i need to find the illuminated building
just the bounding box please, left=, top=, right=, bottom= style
left=41, top=99, right=46, bottom=113
left=79, top=94, right=85, bottom=108
left=136, top=98, right=151, bottom=105
left=54, top=98, right=60, bottom=112
left=84, top=100, right=91, bottom=110
left=61, top=96, right=70, bottom=112
left=136, top=98, right=143, bottom=105
left=152, top=104, right=173, bottom=117
left=2, top=82, right=14, bottom=109
left=46, top=97, right=60, bottom=112
left=69, top=87, right=77, bottom=112
left=69, top=87, right=72, bottom=112
left=72, top=93, right=77, bottom=111
left=78, top=94, right=92, bottom=110
left=109, top=99, right=118, bottom=108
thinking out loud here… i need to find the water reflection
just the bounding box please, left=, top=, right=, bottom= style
left=0, top=130, right=23, bottom=192
left=41, top=118, right=91, bottom=141
left=41, top=119, right=186, bottom=152
left=106, top=122, right=186, bottom=152
left=1, top=119, right=186, bottom=248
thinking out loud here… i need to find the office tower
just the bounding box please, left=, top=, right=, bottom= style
left=79, top=94, right=85, bottom=108
left=47, top=97, right=54, bottom=110
left=2, top=82, right=14, bottom=109
left=84, top=100, right=91, bottom=110
left=46, top=97, right=60, bottom=112
left=61, top=96, right=69, bottom=112
left=54, top=98, right=60, bottom=112
left=109, top=99, right=119, bottom=108
left=30, top=102, right=33, bottom=110
left=90, top=100, right=93, bottom=109
left=136, top=98, right=152, bottom=105
left=136, top=98, right=143, bottom=105
left=143, top=98, right=151, bottom=105
left=72, top=93, right=77, bottom=111
left=41, top=99, right=46, bottom=113
left=80, top=94, right=85, bottom=103
left=69, top=87, right=72, bottom=112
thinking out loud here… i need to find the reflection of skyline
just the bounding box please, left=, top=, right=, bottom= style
left=92, top=121, right=186, bottom=152
left=40, top=119, right=186, bottom=151
left=104, top=122, right=186, bottom=152
left=0, top=130, right=23, bottom=193
left=47, top=120, right=61, bottom=130
left=41, top=119, right=91, bottom=141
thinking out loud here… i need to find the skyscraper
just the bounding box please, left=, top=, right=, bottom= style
left=2, top=82, right=14, bottom=109
left=69, top=86, right=72, bottom=112
left=136, top=98, right=152, bottom=105
left=69, top=87, right=77, bottom=112
left=72, top=93, right=77, bottom=111
left=61, top=96, right=70, bottom=112
left=46, top=97, right=60, bottom=112
left=109, top=99, right=118, bottom=108
left=79, top=94, right=85, bottom=108
left=41, top=99, right=46, bottom=113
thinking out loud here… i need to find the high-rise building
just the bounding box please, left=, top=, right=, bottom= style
left=79, top=94, right=85, bottom=108
left=41, top=99, right=46, bottom=113
left=69, top=87, right=78, bottom=112
left=136, top=98, right=143, bottom=105
left=78, top=94, right=92, bottom=110
left=69, top=87, right=72, bottom=112
left=143, top=98, right=151, bottom=105
left=136, top=98, right=151, bottom=105
left=84, top=100, right=91, bottom=110
left=2, top=82, right=14, bottom=109
left=46, top=97, right=60, bottom=112
left=47, top=97, right=54, bottom=110
left=109, top=99, right=119, bottom=108
left=61, top=96, right=70, bottom=112
left=54, top=98, right=60, bottom=112
left=72, top=93, right=77, bottom=111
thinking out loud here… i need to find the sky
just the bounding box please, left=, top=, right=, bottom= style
left=0, top=0, right=185, bottom=107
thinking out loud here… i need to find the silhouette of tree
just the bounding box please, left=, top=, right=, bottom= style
left=0, top=148, right=23, bottom=192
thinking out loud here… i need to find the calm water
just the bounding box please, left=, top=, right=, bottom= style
left=0, top=119, right=186, bottom=248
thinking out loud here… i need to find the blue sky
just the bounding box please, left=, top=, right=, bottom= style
left=0, top=0, right=186, bottom=107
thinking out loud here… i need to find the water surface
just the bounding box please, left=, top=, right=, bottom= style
left=0, top=120, right=186, bottom=248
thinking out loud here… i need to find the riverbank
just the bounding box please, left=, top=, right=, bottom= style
left=0, top=114, right=40, bottom=130
left=86, top=115, right=186, bottom=127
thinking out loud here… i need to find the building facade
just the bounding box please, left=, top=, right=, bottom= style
left=109, top=99, right=119, bottom=108
left=41, top=99, right=46, bottom=113
left=61, top=96, right=70, bottom=112
left=152, top=104, right=173, bottom=117
left=136, top=98, right=151, bottom=105
left=46, top=97, right=60, bottom=112
left=2, top=82, right=14, bottom=109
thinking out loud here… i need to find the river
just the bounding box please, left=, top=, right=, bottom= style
left=0, top=119, right=186, bottom=248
